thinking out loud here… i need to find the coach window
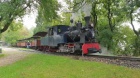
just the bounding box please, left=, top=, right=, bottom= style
left=48, top=28, right=51, bottom=35
left=58, top=27, right=61, bottom=34
left=48, top=28, right=53, bottom=35
left=51, top=28, right=53, bottom=35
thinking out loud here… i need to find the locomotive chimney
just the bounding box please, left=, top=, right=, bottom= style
left=84, top=16, right=90, bottom=27
left=70, top=19, right=74, bottom=26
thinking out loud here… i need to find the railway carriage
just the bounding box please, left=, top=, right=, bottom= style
left=16, top=40, right=27, bottom=48
left=31, top=32, right=47, bottom=50
left=16, top=32, right=47, bottom=50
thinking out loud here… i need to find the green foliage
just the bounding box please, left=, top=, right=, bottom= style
left=34, top=0, right=72, bottom=34
left=113, top=26, right=136, bottom=55
left=99, top=28, right=113, bottom=47
left=61, top=13, right=71, bottom=25
left=9, top=21, right=23, bottom=31
left=0, top=0, right=33, bottom=33
left=33, top=0, right=61, bottom=34
left=132, top=36, right=140, bottom=56
left=88, top=0, right=140, bottom=56
left=0, top=53, right=140, bottom=78
left=2, top=21, right=31, bottom=46
left=39, top=0, right=60, bottom=22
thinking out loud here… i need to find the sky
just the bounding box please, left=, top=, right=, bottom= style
left=22, top=0, right=140, bottom=30
left=132, top=22, right=140, bottom=30
left=22, top=11, right=37, bottom=30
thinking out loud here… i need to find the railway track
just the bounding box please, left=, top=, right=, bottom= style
left=47, top=52, right=140, bottom=61
left=87, top=54, right=140, bottom=61
left=81, top=54, right=140, bottom=69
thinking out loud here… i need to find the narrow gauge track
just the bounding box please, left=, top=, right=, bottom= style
left=85, top=55, right=140, bottom=69
left=46, top=52, right=140, bottom=69
left=87, top=55, right=140, bottom=61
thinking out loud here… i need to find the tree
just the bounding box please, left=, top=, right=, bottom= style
left=0, top=0, right=61, bottom=34
left=0, top=0, right=33, bottom=33
left=2, top=21, right=31, bottom=46
left=72, top=0, right=140, bottom=56
left=113, top=25, right=136, bottom=55
left=124, top=0, right=140, bottom=36
left=33, top=0, right=61, bottom=34
left=123, top=0, right=140, bottom=55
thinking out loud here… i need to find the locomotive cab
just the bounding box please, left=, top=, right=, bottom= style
left=41, top=25, right=70, bottom=47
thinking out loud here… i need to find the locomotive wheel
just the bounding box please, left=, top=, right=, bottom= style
left=74, top=50, right=82, bottom=55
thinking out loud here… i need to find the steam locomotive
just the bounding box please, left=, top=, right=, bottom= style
left=17, top=16, right=101, bottom=54
left=40, top=16, right=101, bottom=54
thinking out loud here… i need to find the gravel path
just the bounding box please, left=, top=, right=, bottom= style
left=0, top=47, right=33, bottom=67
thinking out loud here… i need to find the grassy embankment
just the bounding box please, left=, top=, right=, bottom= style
left=0, top=53, right=140, bottom=78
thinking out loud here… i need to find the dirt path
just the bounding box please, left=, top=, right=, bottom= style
left=0, top=47, right=34, bottom=67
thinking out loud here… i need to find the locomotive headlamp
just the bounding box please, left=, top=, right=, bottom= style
left=86, top=29, right=89, bottom=31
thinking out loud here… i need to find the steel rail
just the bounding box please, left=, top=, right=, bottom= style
left=86, top=54, right=140, bottom=61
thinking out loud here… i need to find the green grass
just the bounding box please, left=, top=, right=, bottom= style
left=0, top=54, right=4, bottom=58
left=0, top=54, right=140, bottom=78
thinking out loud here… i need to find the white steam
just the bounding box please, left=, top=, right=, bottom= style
left=71, top=2, right=92, bottom=21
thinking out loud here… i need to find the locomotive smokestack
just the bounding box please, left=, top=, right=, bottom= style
left=84, top=16, right=90, bottom=27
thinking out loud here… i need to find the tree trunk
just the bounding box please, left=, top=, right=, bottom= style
left=130, top=10, right=139, bottom=37
left=91, top=2, right=99, bottom=36
left=0, top=19, right=13, bottom=33
left=107, top=0, right=113, bottom=32
left=130, top=10, right=140, bottom=56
